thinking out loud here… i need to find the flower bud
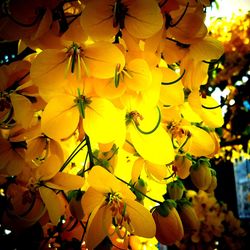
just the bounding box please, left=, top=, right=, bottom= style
left=167, top=179, right=185, bottom=200
left=174, top=155, right=192, bottom=179
left=206, top=169, right=217, bottom=193
left=177, top=199, right=200, bottom=233
left=152, top=200, right=184, bottom=245
left=190, top=159, right=212, bottom=190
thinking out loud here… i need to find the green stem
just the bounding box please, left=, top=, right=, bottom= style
left=59, top=139, right=87, bottom=172
left=85, top=134, right=94, bottom=169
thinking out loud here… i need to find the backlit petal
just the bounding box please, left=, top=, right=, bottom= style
left=129, top=125, right=174, bottom=165
left=84, top=97, right=126, bottom=144
left=80, top=0, right=116, bottom=41
left=125, top=199, right=156, bottom=237
left=126, top=0, right=163, bottom=39
left=87, top=166, right=121, bottom=193
left=41, top=95, right=79, bottom=140
left=84, top=42, right=125, bottom=79
left=182, top=125, right=216, bottom=157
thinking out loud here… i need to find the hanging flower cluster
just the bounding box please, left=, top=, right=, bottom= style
left=206, top=11, right=250, bottom=162
left=0, top=0, right=225, bottom=249
left=175, top=190, right=246, bottom=250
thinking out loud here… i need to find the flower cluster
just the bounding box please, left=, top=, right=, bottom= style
left=176, top=190, right=246, bottom=250
left=0, top=0, right=225, bottom=249
left=207, top=11, right=250, bottom=162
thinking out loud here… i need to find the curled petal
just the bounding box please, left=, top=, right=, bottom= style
left=46, top=172, right=84, bottom=191
left=84, top=205, right=111, bottom=249
left=10, top=93, right=34, bottom=128
left=39, top=187, right=65, bottom=225
left=81, top=187, right=106, bottom=215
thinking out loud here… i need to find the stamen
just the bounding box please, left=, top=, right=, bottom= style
left=114, top=64, right=121, bottom=87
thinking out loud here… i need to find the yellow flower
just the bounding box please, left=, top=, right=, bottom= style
left=188, top=91, right=224, bottom=128
left=81, top=166, right=156, bottom=249
left=41, top=91, right=125, bottom=143
left=0, top=60, right=41, bottom=128
left=32, top=155, right=84, bottom=225
left=180, top=37, right=224, bottom=91
left=30, top=41, right=125, bottom=93
left=80, top=0, right=163, bottom=40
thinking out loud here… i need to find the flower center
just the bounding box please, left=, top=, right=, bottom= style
left=126, top=111, right=144, bottom=126
left=65, top=42, right=89, bottom=79
left=106, top=192, right=131, bottom=230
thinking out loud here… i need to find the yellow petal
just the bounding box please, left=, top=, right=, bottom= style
left=41, top=95, right=79, bottom=140
left=30, top=49, right=68, bottom=88
left=125, top=59, right=152, bottom=92
left=84, top=42, right=125, bottom=79
left=92, top=77, right=126, bottom=99
left=46, top=172, right=84, bottom=191
left=126, top=0, right=163, bottom=39
left=190, top=37, right=224, bottom=61
left=180, top=102, right=202, bottom=123
left=10, top=93, right=34, bottom=128
left=85, top=205, right=111, bottom=249
left=129, top=125, right=174, bottom=165
left=84, top=97, right=126, bottom=144
left=39, top=186, right=65, bottom=225
left=139, top=68, right=162, bottom=108
left=160, top=68, right=184, bottom=106
left=81, top=187, right=106, bottom=215
left=169, top=11, right=207, bottom=43
left=87, top=166, right=121, bottom=193
left=144, top=161, right=169, bottom=181
left=1, top=148, right=25, bottom=176
left=49, top=139, right=65, bottom=166
left=125, top=198, right=156, bottom=237
left=35, top=155, right=61, bottom=181
left=80, top=0, right=116, bottom=40
left=188, top=92, right=224, bottom=128
left=182, top=125, right=216, bottom=157
left=131, top=158, right=144, bottom=183
left=26, top=137, right=47, bottom=161
left=200, top=95, right=224, bottom=128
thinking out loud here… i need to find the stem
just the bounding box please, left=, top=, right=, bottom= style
left=115, top=176, right=162, bottom=205
left=85, top=134, right=94, bottom=169
left=59, top=139, right=87, bottom=172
